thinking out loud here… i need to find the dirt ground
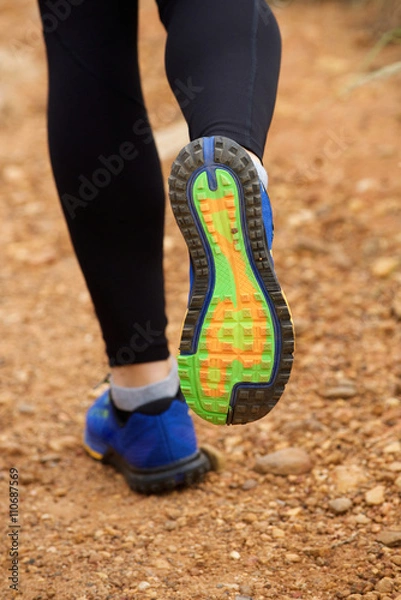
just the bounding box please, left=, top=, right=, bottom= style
left=1, top=0, right=401, bottom=599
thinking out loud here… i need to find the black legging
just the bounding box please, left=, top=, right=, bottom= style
left=37, top=0, right=281, bottom=366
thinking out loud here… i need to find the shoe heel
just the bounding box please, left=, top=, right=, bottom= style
left=83, top=434, right=107, bottom=460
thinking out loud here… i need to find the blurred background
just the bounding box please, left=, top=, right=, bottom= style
left=0, top=1, right=401, bottom=599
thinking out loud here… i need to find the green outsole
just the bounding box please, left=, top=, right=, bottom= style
left=178, top=169, right=276, bottom=425
left=169, top=136, right=294, bottom=426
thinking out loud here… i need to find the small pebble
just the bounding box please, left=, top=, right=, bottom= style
left=333, top=465, right=368, bottom=493
left=201, top=443, right=225, bottom=471
left=365, top=485, right=385, bottom=505
left=239, top=584, right=253, bottom=595
left=374, top=577, right=393, bottom=593
left=385, top=396, right=401, bottom=407
left=164, top=520, right=177, bottom=531
left=254, top=447, right=312, bottom=476
left=323, top=385, right=357, bottom=399
left=48, top=436, right=78, bottom=452
left=377, top=529, right=401, bottom=547
left=153, top=558, right=170, bottom=570
left=328, top=497, right=353, bottom=514
left=355, top=178, right=378, bottom=193
left=17, top=402, right=35, bottom=414
left=230, top=550, right=241, bottom=560
left=138, top=581, right=150, bottom=591
left=285, top=552, right=301, bottom=563
left=371, top=257, right=399, bottom=278
left=218, top=583, right=239, bottom=590
left=40, top=453, right=61, bottom=464
left=235, top=596, right=253, bottom=600
left=271, top=527, right=285, bottom=539
left=242, top=512, right=257, bottom=524
left=41, top=514, right=52, bottom=521
left=354, top=514, right=370, bottom=524
left=304, top=545, right=331, bottom=558
left=165, top=507, right=181, bottom=520
left=383, top=441, right=401, bottom=454
left=242, top=479, right=258, bottom=491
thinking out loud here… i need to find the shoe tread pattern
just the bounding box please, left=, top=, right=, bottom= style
left=169, top=137, right=294, bottom=425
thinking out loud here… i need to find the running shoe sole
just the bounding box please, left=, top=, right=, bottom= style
left=84, top=441, right=211, bottom=495
left=169, top=136, right=294, bottom=425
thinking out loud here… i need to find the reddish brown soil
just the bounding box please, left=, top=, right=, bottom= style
left=1, top=1, right=401, bottom=599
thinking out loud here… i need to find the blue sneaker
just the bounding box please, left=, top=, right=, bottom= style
left=84, top=389, right=211, bottom=494
left=169, top=136, right=294, bottom=426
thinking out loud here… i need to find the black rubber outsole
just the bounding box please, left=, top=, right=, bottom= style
left=168, top=136, right=295, bottom=425
left=101, top=449, right=211, bottom=495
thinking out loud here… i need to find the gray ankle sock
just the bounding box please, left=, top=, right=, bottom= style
left=110, top=357, right=180, bottom=412
left=241, top=146, right=268, bottom=189
left=251, top=156, right=268, bottom=190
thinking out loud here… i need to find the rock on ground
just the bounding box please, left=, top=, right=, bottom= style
left=254, top=447, right=313, bottom=475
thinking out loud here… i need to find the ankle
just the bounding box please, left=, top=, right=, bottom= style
left=111, top=357, right=171, bottom=388
left=245, top=148, right=262, bottom=165
left=242, top=147, right=268, bottom=189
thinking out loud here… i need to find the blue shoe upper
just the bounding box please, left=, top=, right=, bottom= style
left=260, top=183, right=274, bottom=250
left=85, top=390, right=199, bottom=470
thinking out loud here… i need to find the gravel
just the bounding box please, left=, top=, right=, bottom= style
left=1, top=1, right=401, bottom=599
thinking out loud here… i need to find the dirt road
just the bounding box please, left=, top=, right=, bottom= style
left=1, top=1, right=401, bottom=598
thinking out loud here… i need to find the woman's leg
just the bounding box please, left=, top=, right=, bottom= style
left=158, top=0, right=281, bottom=159
left=38, top=0, right=212, bottom=494
left=38, top=0, right=170, bottom=377
left=157, top=0, right=293, bottom=426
